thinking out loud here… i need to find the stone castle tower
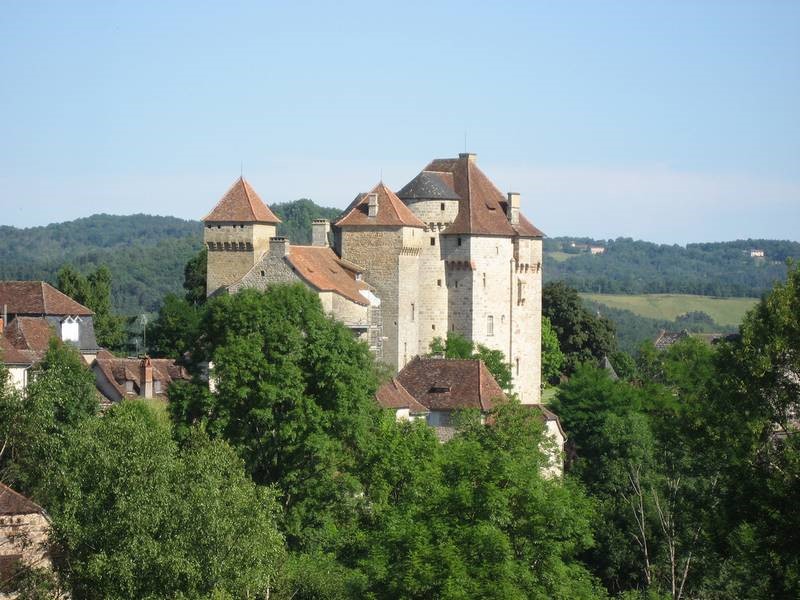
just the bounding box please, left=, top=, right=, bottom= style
left=334, top=154, right=543, bottom=403
left=202, top=177, right=282, bottom=293
left=203, top=154, right=544, bottom=403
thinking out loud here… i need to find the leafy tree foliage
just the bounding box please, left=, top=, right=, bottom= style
left=543, top=282, right=617, bottom=373
left=182, top=248, right=207, bottom=306
left=0, top=339, right=98, bottom=497
left=542, top=315, right=565, bottom=385
left=44, top=401, right=284, bottom=599
left=428, top=332, right=514, bottom=393
left=169, top=285, right=383, bottom=547
left=147, top=293, right=203, bottom=359
left=56, top=265, right=126, bottom=349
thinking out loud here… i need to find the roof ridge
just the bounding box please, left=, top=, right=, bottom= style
left=0, top=482, right=44, bottom=515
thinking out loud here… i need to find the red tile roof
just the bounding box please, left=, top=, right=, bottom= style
left=415, top=155, right=544, bottom=238
left=202, top=177, right=281, bottom=224
left=335, top=182, right=426, bottom=228
left=375, top=378, right=430, bottom=414
left=0, top=482, right=44, bottom=516
left=0, top=336, right=34, bottom=365
left=395, top=357, right=506, bottom=411
left=0, top=282, right=93, bottom=316
left=93, top=356, right=190, bottom=401
left=3, top=317, right=55, bottom=354
left=285, top=246, right=374, bottom=306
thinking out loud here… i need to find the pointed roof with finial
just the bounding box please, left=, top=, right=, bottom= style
left=202, top=177, right=281, bottom=224
left=335, top=182, right=426, bottom=228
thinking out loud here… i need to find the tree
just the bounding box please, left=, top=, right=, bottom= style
left=0, top=339, right=98, bottom=497
left=183, top=248, right=207, bottom=306
left=695, top=262, right=800, bottom=598
left=56, top=265, right=126, bottom=350
left=543, top=281, right=616, bottom=373
left=169, top=285, right=384, bottom=547
left=44, top=401, right=284, bottom=599
left=541, top=315, right=565, bottom=385
left=148, top=293, right=203, bottom=359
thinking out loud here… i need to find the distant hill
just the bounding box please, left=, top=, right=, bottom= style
left=545, top=237, right=800, bottom=297
left=0, top=200, right=344, bottom=315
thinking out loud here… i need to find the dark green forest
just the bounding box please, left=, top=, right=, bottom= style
left=545, top=236, right=800, bottom=297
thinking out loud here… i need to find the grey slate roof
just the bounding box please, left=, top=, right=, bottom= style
left=396, top=171, right=462, bottom=201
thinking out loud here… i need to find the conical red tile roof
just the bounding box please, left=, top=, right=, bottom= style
left=202, top=177, right=281, bottom=224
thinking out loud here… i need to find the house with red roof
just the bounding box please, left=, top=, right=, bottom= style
left=0, top=483, right=52, bottom=595
left=376, top=356, right=564, bottom=474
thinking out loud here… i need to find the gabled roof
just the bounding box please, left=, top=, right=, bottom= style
left=0, top=482, right=44, bottom=516
left=202, top=177, right=281, bottom=224
left=395, top=357, right=506, bottom=411
left=405, top=154, right=544, bottom=238
left=93, top=355, right=190, bottom=403
left=335, top=182, right=426, bottom=228
left=375, top=378, right=430, bottom=415
left=0, top=281, right=93, bottom=316
left=285, top=246, right=374, bottom=306
left=396, top=171, right=462, bottom=201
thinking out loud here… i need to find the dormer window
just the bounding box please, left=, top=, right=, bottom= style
left=356, top=273, right=363, bottom=281
left=430, top=385, right=451, bottom=394
left=61, top=316, right=80, bottom=343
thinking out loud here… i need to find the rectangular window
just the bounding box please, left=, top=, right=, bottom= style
left=516, top=358, right=520, bottom=375
left=440, top=202, right=445, bottom=211
left=411, top=303, right=415, bottom=322
left=437, top=279, right=442, bottom=287
left=483, top=273, right=486, bottom=288
left=487, top=315, right=494, bottom=336
left=430, top=237, right=436, bottom=246
left=457, top=237, right=462, bottom=246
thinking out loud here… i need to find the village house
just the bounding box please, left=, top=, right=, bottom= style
left=0, top=281, right=188, bottom=406
left=0, top=483, right=52, bottom=598
left=376, top=356, right=565, bottom=474
left=204, top=153, right=545, bottom=403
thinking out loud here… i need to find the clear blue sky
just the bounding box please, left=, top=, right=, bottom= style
left=1, top=1, right=798, bottom=243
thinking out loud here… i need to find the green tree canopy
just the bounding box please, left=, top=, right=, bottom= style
left=45, top=401, right=284, bottom=599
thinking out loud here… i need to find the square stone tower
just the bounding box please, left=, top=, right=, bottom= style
left=203, top=177, right=282, bottom=296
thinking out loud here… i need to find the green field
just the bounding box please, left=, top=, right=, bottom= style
left=581, top=293, right=758, bottom=327
left=545, top=251, right=577, bottom=263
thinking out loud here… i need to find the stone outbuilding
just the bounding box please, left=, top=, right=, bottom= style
left=375, top=357, right=565, bottom=474
left=0, top=483, right=52, bottom=597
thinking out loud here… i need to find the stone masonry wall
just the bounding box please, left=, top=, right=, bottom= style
left=405, top=199, right=459, bottom=355
left=0, top=512, right=52, bottom=599
left=204, top=223, right=276, bottom=294
left=338, top=226, right=421, bottom=370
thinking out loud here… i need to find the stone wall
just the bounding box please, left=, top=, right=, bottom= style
left=204, top=223, right=276, bottom=294
left=404, top=200, right=458, bottom=356
left=0, top=512, right=52, bottom=598
left=337, top=225, right=421, bottom=370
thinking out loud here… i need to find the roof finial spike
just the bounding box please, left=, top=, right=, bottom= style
left=464, top=129, right=467, bottom=153
left=380, top=167, right=383, bottom=184
left=240, top=160, right=243, bottom=179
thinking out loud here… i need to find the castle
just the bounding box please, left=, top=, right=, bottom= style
left=203, top=153, right=544, bottom=403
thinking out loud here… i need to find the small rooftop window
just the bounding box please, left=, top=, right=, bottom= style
left=430, top=385, right=451, bottom=394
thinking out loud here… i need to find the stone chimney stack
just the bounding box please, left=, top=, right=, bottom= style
left=311, top=219, right=331, bottom=247
left=140, top=356, right=153, bottom=398
left=459, top=152, right=477, bottom=163
left=507, top=192, right=520, bottom=225
left=269, top=237, right=290, bottom=257
left=367, top=193, right=378, bottom=218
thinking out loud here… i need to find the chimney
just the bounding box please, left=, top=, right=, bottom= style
left=140, top=356, right=153, bottom=398
left=311, top=219, right=331, bottom=247
left=367, top=193, right=378, bottom=218
left=459, top=152, right=477, bottom=163
left=269, top=237, right=290, bottom=257
left=507, top=192, right=520, bottom=225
